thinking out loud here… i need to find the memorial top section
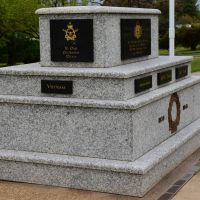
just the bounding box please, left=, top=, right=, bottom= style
left=36, top=6, right=160, bottom=68
left=36, top=6, right=161, bottom=15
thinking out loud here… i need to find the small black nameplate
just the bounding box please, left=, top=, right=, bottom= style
left=183, top=104, right=189, bottom=110
left=157, top=70, right=172, bottom=86
left=135, top=76, right=152, bottom=94
left=158, top=116, right=165, bottom=123
left=176, top=66, right=188, bottom=80
left=50, top=19, right=93, bottom=62
left=121, top=19, right=151, bottom=60
left=41, top=80, right=73, bottom=95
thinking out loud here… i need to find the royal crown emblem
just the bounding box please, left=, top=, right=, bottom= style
left=63, top=22, right=78, bottom=41
left=134, top=21, right=143, bottom=39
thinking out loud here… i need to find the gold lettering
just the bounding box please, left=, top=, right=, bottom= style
left=139, top=81, right=150, bottom=87
left=62, top=45, right=80, bottom=59
left=46, top=84, right=66, bottom=90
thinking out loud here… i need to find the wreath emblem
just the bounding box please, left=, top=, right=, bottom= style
left=168, top=93, right=181, bottom=134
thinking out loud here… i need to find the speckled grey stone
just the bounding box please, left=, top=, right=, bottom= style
left=36, top=6, right=161, bottom=15
left=132, top=82, right=200, bottom=160
left=0, top=57, right=192, bottom=100
left=0, top=75, right=130, bottom=100
left=36, top=6, right=160, bottom=68
left=0, top=118, right=199, bottom=197
left=0, top=22, right=198, bottom=196
left=0, top=104, right=133, bottom=161
left=0, top=56, right=192, bottom=78
left=0, top=77, right=199, bottom=162
left=0, top=75, right=199, bottom=110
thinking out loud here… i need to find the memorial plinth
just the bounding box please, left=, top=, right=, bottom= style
left=0, top=6, right=200, bottom=197
left=36, top=6, right=160, bottom=68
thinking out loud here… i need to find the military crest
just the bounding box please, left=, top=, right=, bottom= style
left=63, top=22, right=78, bottom=41
left=134, top=21, right=143, bottom=39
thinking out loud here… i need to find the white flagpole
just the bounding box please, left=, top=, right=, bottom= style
left=169, top=0, right=175, bottom=56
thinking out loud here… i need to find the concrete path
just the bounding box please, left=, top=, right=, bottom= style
left=172, top=172, right=200, bottom=200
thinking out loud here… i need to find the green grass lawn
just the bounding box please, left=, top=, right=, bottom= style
left=160, top=46, right=200, bottom=73
left=192, top=57, right=200, bottom=73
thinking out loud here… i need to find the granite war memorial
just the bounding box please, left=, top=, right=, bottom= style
left=0, top=4, right=199, bottom=197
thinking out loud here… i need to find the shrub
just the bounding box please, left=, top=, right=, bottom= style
left=176, top=24, right=200, bottom=50
left=159, top=33, right=169, bottom=49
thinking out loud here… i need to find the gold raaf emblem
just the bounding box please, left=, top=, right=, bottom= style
left=134, top=21, right=143, bottom=39
left=63, top=22, right=78, bottom=41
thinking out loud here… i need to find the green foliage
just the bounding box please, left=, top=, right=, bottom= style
left=177, top=15, right=200, bottom=25
left=104, top=0, right=199, bottom=37
left=0, top=33, right=40, bottom=64
left=154, top=0, right=169, bottom=35
left=41, top=0, right=66, bottom=7
left=176, top=24, right=200, bottom=50
left=180, top=0, right=198, bottom=17
left=0, top=0, right=41, bottom=65
left=154, top=0, right=198, bottom=17
left=104, top=0, right=155, bottom=7
left=192, top=57, right=200, bottom=73
left=159, top=33, right=169, bottom=50
left=15, top=33, right=40, bottom=64
left=154, top=0, right=200, bottom=49
left=40, top=0, right=89, bottom=7
left=0, top=0, right=40, bottom=39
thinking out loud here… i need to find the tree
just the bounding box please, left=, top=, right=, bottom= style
left=104, top=0, right=155, bottom=7
left=40, top=0, right=89, bottom=7
left=177, top=24, right=200, bottom=50
left=40, top=0, right=66, bottom=7
left=176, top=0, right=198, bottom=17
left=154, top=0, right=199, bottom=47
left=0, top=0, right=40, bottom=65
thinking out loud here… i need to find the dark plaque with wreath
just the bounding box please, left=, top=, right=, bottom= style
left=121, top=19, right=151, bottom=60
left=168, top=93, right=181, bottom=134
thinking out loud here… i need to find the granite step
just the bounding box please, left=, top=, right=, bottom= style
left=0, top=56, right=191, bottom=101
left=0, top=118, right=199, bottom=197
left=0, top=76, right=199, bottom=162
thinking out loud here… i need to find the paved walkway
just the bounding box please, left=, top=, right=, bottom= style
left=171, top=72, right=200, bottom=200
left=1, top=174, right=200, bottom=200
left=172, top=172, right=200, bottom=200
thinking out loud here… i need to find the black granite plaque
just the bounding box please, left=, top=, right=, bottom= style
left=121, top=19, right=151, bottom=60
left=157, top=70, right=172, bottom=86
left=135, top=76, right=152, bottom=94
left=176, top=66, right=188, bottom=80
left=41, top=80, right=73, bottom=94
left=50, top=19, right=93, bottom=62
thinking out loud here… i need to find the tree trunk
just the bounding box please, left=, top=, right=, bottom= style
left=7, top=37, right=16, bottom=66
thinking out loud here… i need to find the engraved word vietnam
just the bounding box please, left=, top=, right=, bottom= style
left=47, top=84, right=66, bottom=90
